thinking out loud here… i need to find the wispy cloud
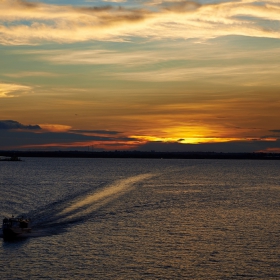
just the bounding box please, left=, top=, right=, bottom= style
left=20, top=40, right=280, bottom=65
left=14, top=42, right=280, bottom=84
left=111, top=64, right=280, bottom=84
left=4, top=71, right=57, bottom=78
left=0, top=82, right=32, bottom=97
left=39, top=124, right=73, bottom=132
left=0, top=0, right=280, bottom=45
left=38, top=49, right=164, bottom=66
left=70, top=129, right=121, bottom=135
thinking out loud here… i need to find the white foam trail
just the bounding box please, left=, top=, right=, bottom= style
left=59, top=173, right=153, bottom=220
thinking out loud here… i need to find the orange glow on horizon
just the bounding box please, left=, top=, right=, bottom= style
left=19, top=140, right=143, bottom=151
left=257, top=147, right=280, bottom=153
left=131, top=124, right=246, bottom=144
left=131, top=135, right=278, bottom=145
left=16, top=135, right=279, bottom=151
left=7, top=120, right=278, bottom=151
left=132, top=135, right=242, bottom=144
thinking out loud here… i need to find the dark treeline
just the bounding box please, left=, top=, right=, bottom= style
left=1, top=150, right=280, bottom=160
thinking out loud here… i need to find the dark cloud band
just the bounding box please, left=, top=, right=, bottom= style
left=0, top=120, right=41, bottom=130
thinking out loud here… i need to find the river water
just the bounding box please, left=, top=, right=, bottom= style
left=0, top=158, right=279, bottom=279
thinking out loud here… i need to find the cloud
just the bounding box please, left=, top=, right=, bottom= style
left=0, top=82, right=32, bottom=97
left=0, top=120, right=279, bottom=152
left=18, top=43, right=280, bottom=84
left=0, top=120, right=41, bottom=130
left=270, top=130, right=280, bottom=134
left=37, top=124, right=121, bottom=135
left=38, top=124, right=72, bottom=132
left=4, top=71, right=57, bottom=78
left=110, top=64, right=280, bottom=83
left=37, top=49, right=162, bottom=66
left=26, top=40, right=280, bottom=66
left=70, top=129, right=121, bottom=135
left=0, top=0, right=280, bottom=45
left=136, top=139, right=280, bottom=153
left=0, top=119, right=138, bottom=150
left=0, top=129, right=138, bottom=151
left=162, top=1, right=201, bottom=12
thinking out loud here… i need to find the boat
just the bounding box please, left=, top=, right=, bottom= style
left=2, top=216, right=31, bottom=240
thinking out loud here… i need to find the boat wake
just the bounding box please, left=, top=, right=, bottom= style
left=21, top=173, right=154, bottom=238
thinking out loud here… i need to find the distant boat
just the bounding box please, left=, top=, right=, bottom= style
left=0, top=156, right=22, bottom=161
left=2, top=216, right=31, bottom=240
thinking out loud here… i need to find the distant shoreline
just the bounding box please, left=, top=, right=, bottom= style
left=1, top=150, right=280, bottom=160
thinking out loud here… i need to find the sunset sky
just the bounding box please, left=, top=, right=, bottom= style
left=1, top=0, right=280, bottom=152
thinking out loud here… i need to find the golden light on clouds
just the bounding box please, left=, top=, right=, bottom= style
left=138, top=136, right=246, bottom=144
left=0, top=82, right=31, bottom=98
left=132, top=126, right=243, bottom=145
left=39, top=124, right=72, bottom=132
left=0, top=0, right=280, bottom=45
left=0, top=0, right=280, bottom=152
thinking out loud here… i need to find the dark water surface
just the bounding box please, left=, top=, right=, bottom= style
left=0, top=158, right=279, bottom=279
